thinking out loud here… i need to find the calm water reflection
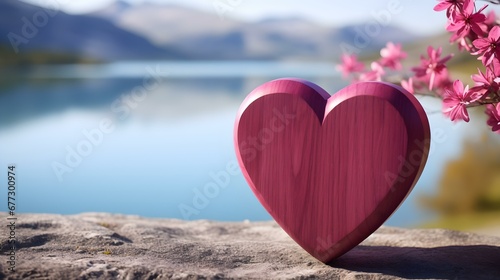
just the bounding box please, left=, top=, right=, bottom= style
left=0, top=61, right=473, bottom=226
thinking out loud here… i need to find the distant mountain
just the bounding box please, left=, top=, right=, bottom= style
left=90, top=1, right=418, bottom=60
left=89, top=0, right=133, bottom=21
left=0, top=0, right=182, bottom=61
left=90, top=2, right=249, bottom=59
left=0, top=0, right=419, bottom=62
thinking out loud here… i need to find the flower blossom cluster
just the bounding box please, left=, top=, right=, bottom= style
left=337, top=0, right=500, bottom=134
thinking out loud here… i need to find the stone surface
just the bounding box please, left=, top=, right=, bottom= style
left=0, top=213, right=499, bottom=279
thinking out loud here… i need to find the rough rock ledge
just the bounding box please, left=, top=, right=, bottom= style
left=1, top=213, right=499, bottom=279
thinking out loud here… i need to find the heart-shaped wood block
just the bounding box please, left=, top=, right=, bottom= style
left=234, top=78, right=430, bottom=263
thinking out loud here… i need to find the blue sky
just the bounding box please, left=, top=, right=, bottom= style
left=21, top=0, right=464, bottom=35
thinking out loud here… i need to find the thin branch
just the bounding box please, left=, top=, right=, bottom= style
left=468, top=100, right=500, bottom=108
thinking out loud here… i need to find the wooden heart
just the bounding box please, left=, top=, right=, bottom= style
left=234, top=78, right=430, bottom=263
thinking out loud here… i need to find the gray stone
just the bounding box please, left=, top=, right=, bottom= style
left=1, top=213, right=499, bottom=279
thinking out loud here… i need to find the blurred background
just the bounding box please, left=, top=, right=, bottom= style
left=0, top=0, right=499, bottom=236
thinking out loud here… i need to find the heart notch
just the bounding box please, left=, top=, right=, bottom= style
left=234, top=78, right=430, bottom=263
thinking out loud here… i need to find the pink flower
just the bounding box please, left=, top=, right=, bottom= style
left=337, top=54, right=365, bottom=78
left=446, top=0, right=487, bottom=40
left=434, top=0, right=464, bottom=21
left=491, top=57, right=500, bottom=75
left=472, top=26, right=500, bottom=66
left=415, top=68, right=454, bottom=96
left=485, top=10, right=497, bottom=27
left=456, top=37, right=473, bottom=51
left=401, top=78, right=414, bottom=94
left=469, top=67, right=500, bottom=97
left=358, top=62, right=385, bottom=82
left=433, top=68, right=454, bottom=93
left=486, top=103, right=500, bottom=133
left=412, top=46, right=453, bottom=90
left=379, top=42, right=407, bottom=70
left=442, top=80, right=480, bottom=122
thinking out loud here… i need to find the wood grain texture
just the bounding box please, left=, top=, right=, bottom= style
left=234, top=78, right=431, bottom=263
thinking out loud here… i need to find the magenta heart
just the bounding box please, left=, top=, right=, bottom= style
left=234, top=78, right=430, bottom=263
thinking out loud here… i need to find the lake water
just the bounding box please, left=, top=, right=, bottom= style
left=0, top=61, right=476, bottom=227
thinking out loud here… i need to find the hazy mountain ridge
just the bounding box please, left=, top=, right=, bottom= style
left=91, top=1, right=418, bottom=60
left=1, top=0, right=418, bottom=62
left=0, top=0, right=182, bottom=61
